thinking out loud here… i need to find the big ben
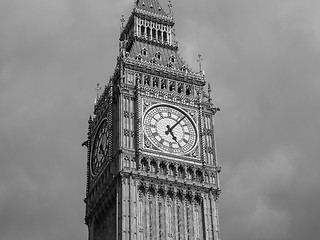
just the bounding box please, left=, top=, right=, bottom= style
left=83, top=0, right=222, bottom=239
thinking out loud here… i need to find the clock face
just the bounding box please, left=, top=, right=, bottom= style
left=143, top=104, right=198, bottom=155
left=91, top=120, right=109, bottom=177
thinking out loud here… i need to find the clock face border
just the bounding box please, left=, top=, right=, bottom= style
left=90, top=119, right=109, bottom=177
left=142, top=103, right=198, bottom=155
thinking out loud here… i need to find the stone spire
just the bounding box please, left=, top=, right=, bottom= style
left=135, top=0, right=169, bottom=17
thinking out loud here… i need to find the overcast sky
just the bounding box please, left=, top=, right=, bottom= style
left=1, top=0, right=320, bottom=239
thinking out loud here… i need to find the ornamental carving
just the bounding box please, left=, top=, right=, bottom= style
left=205, top=147, right=215, bottom=154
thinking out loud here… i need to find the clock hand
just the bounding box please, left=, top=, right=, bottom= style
left=169, top=131, right=177, bottom=141
left=165, top=116, right=186, bottom=136
left=165, top=125, right=172, bottom=135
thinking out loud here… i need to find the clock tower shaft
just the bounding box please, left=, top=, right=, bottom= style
left=84, top=1, right=222, bottom=240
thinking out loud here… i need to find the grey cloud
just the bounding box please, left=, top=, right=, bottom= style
left=1, top=0, right=319, bottom=239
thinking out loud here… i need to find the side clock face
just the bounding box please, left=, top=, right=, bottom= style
left=91, top=120, right=109, bottom=177
left=143, top=104, right=198, bottom=155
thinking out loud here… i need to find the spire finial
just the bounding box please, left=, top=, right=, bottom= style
left=120, top=14, right=125, bottom=29
left=197, top=54, right=204, bottom=73
left=95, top=83, right=102, bottom=104
left=168, top=0, right=173, bottom=17
left=208, top=83, right=212, bottom=103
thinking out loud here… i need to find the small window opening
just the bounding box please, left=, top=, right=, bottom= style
left=181, top=65, right=187, bottom=73
left=141, top=26, right=145, bottom=36
left=150, top=58, right=157, bottom=64
left=178, top=83, right=183, bottom=93
left=167, top=62, right=173, bottom=68
left=155, top=52, right=161, bottom=60
left=187, top=169, right=193, bottom=180
left=152, top=29, right=156, bottom=39
left=169, top=81, right=175, bottom=91
left=163, top=32, right=167, bottom=43
left=141, top=48, right=147, bottom=56
left=141, top=159, right=148, bottom=172
left=160, top=163, right=166, bottom=175
left=146, top=27, right=151, bottom=38
left=186, top=85, right=192, bottom=96
left=150, top=161, right=156, bottom=173
left=144, top=75, right=150, bottom=86
left=178, top=167, right=184, bottom=178
left=196, top=170, right=203, bottom=182
left=161, top=79, right=167, bottom=89
left=136, top=73, right=142, bottom=85
left=169, top=165, right=175, bottom=176
left=157, top=30, right=162, bottom=41
left=136, top=54, right=142, bottom=61
left=153, top=77, right=159, bottom=88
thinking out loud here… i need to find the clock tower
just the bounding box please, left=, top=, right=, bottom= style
left=83, top=1, right=222, bottom=239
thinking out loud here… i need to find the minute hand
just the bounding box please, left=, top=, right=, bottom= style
left=169, top=116, right=186, bottom=132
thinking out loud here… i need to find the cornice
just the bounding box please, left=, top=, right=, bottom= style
left=122, top=57, right=205, bottom=86
left=126, top=35, right=178, bottom=51
left=133, top=7, right=174, bottom=25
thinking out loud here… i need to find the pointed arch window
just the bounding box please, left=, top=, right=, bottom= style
left=177, top=83, right=184, bottom=94
left=150, top=161, right=156, bottom=173
left=155, top=51, right=161, bottom=60
left=152, top=28, right=156, bottom=39
left=178, top=166, right=184, bottom=178
left=187, top=168, right=193, bottom=180
left=152, top=77, right=159, bottom=88
left=181, top=65, right=188, bottom=73
left=186, top=85, right=192, bottom=96
left=157, top=30, right=162, bottom=41
left=168, top=164, right=175, bottom=176
left=141, top=25, right=145, bottom=37
left=161, top=79, right=167, bottom=90
left=146, top=27, right=151, bottom=38
left=169, top=81, right=175, bottom=91
left=144, top=75, right=150, bottom=86
left=169, top=55, right=175, bottom=63
left=167, top=62, right=173, bottom=68
left=141, top=48, right=147, bottom=56
left=159, top=162, right=166, bottom=174
left=136, top=54, right=142, bottom=61
left=163, top=31, right=167, bottom=43
left=196, top=170, right=203, bottom=182
left=150, top=57, right=157, bottom=64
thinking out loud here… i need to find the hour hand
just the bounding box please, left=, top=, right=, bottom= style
left=171, top=116, right=185, bottom=130
left=165, top=125, right=172, bottom=135
left=169, top=131, right=177, bottom=141
left=165, top=125, right=177, bottom=141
